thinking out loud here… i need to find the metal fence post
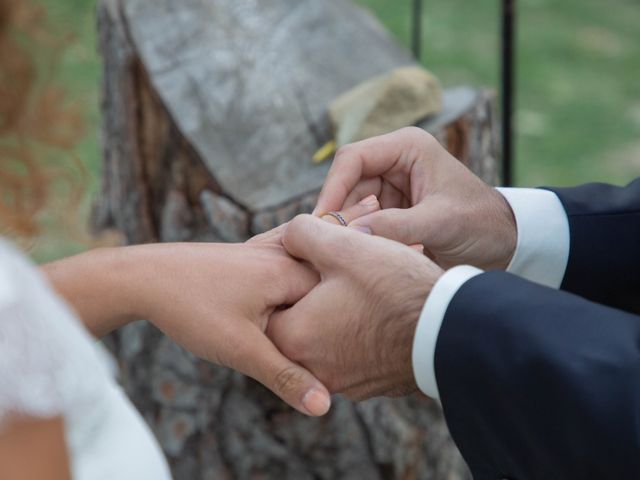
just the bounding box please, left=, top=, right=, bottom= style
left=501, top=0, right=516, bottom=186
left=411, top=0, right=423, bottom=61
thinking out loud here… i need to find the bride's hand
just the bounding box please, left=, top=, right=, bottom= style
left=44, top=239, right=328, bottom=415
left=124, top=240, right=331, bottom=416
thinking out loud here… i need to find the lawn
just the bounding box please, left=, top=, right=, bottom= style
left=356, top=0, right=640, bottom=186
left=30, top=0, right=640, bottom=261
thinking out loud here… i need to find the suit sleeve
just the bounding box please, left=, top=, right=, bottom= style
left=434, top=271, right=640, bottom=480
left=545, top=178, right=640, bottom=313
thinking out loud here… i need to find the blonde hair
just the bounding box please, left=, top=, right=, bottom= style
left=0, top=0, right=85, bottom=239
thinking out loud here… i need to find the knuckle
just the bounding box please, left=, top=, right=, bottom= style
left=415, top=129, right=437, bottom=147
left=288, top=213, right=312, bottom=231
left=284, top=214, right=314, bottom=244
left=273, top=365, right=305, bottom=397
left=398, top=126, right=437, bottom=148
left=401, top=125, right=425, bottom=138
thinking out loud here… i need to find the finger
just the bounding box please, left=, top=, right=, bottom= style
left=266, top=307, right=293, bottom=348
left=410, top=244, right=425, bottom=253
left=321, top=194, right=380, bottom=226
left=266, top=294, right=327, bottom=365
left=231, top=324, right=331, bottom=416
left=314, top=128, right=427, bottom=214
left=275, top=258, right=320, bottom=307
left=342, top=178, right=383, bottom=210
left=283, top=214, right=364, bottom=269
left=348, top=206, right=429, bottom=246
left=266, top=299, right=313, bottom=358
left=340, top=178, right=409, bottom=212
left=378, top=178, right=409, bottom=209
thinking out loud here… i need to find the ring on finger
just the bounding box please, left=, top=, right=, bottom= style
left=326, top=211, right=348, bottom=227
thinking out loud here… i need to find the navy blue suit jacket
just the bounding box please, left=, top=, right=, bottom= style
left=435, top=178, right=640, bottom=479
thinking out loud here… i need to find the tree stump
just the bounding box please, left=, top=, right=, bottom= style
left=94, top=1, right=498, bottom=478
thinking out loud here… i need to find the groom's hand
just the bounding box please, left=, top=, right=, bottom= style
left=314, top=127, right=517, bottom=270
left=267, top=215, right=444, bottom=400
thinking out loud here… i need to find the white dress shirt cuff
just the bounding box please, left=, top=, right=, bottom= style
left=496, top=188, right=570, bottom=289
left=412, top=265, right=483, bottom=400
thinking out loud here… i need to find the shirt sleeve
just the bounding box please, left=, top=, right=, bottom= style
left=412, top=265, right=483, bottom=400
left=497, top=187, right=570, bottom=288
left=412, top=188, right=571, bottom=399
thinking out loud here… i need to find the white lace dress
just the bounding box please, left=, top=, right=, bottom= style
left=0, top=240, right=172, bottom=480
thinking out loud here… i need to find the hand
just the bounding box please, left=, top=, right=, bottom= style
left=45, top=241, right=329, bottom=417
left=128, top=241, right=335, bottom=416
left=44, top=197, right=385, bottom=417
left=313, top=127, right=517, bottom=270
left=266, top=214, right=444, bottom=400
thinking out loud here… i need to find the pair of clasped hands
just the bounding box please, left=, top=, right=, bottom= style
left=46, top=128, right=517, bottom=417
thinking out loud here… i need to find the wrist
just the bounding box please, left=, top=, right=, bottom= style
left=491, top=188, right=517, bottom=270
left=495, top=187, right=570, bottom=287
left=115, top=244, right=175, bottom=326
left=42, top=247, right=140, bottom=337
left=122, top=242, right=231, bottom=332
left=80, top=247, right=143, bottom=332
left=99, top=246, right=146, bottom=323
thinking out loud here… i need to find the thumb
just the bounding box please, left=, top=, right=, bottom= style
left=283, top=214, right=362, bottom=270
left=348, top=206, right=428, bottom=246
left=232, top=324, right=331, bottom=416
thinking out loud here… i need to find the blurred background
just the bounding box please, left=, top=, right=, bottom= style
left=32, top=0, right=640, bottom=262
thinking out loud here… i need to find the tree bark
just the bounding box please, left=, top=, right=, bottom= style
left=94, top=1, right=499, bottom=478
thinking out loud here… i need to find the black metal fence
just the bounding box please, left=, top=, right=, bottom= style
left=411, top=0, right=515, bottom=186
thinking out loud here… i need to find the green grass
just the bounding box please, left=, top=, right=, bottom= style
left=30, top=0, right=640, bottom=261
left=356, top=0, right=640, bottom=186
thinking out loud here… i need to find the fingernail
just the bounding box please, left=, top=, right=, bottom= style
left=359, top=194, right=378, bottom=207
left=349, top=225, right=372, bottom=235
left=302, top=388, right=331, bottom=416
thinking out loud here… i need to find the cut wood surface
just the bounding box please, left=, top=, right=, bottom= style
left=119, top=0, right=415, bottom=212
left=95, top=0, right=499, bottom=478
